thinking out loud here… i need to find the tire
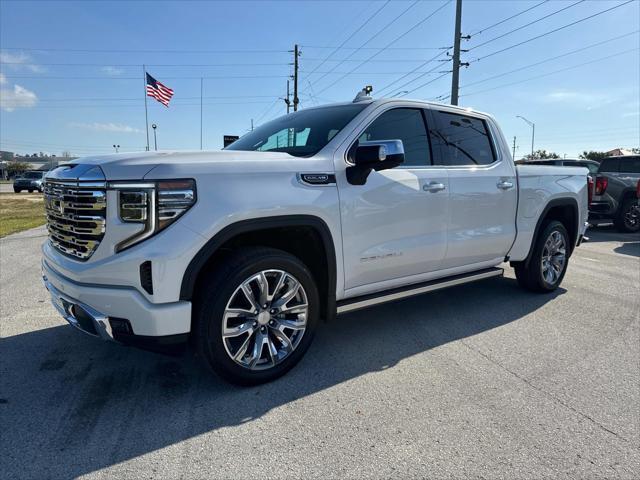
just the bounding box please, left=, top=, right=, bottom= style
left=193, top=246, right=319, bottom=386
left=614, top=198, right=640, bottom=233
left=13, top=188, right=20, bottom=193
left=28, top=189, right=33, bottom=193
left=514, top=220, right=570, bottom=293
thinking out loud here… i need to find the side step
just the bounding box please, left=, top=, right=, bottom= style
left=337, top=267, right=504, bottom=314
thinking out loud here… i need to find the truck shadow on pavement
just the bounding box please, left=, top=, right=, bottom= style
left=1, top=276, right=565, bottom=479
left=586, top=225, right=640, bottom=257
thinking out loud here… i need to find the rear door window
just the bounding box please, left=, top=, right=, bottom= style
left=429, top=111, right=496, bottom=166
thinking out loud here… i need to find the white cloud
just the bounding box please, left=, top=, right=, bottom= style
left=0, top=51, right=44, bottom=73
left=0, top=83, right=38, bottom=111
left=0, top=73, right=6, bottom=85
left=69, top=122, right=142, bottom=133
left=101, top=66, right=124, bottom=76
left=542, top=90, right=616, bottom=110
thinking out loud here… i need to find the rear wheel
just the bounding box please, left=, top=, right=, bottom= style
left=514, top=220, right=569, bottom=292
left=28, top=189, right=33, bottom=193
left=615, top=198, right=640, bottom=233
left=194, top=247, right=319, bottom=385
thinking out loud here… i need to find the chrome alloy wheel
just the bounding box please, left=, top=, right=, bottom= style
left=541, top=230, right=566, bottom=285
left=221, top=270, right=308, bottom=371
left=624, top=201, right=640, bottom=230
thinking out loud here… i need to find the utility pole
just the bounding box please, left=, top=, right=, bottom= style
left=450, top=0, right=463, bottom=106
left=251, top=119, right=254, bottom=131
left=512, top=136, right=517, bottom=160
left=293, top=44, right=300, bottom=112
left=200, top=77, right=203, bottom=150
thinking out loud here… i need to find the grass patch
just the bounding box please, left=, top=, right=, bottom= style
left=0, top=193, right=46, bottom=238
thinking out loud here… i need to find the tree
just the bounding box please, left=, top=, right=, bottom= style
left=7, top=161, right=30, bottom=178
left=580, top=150, right=608, bottom=162
left=523, top=149, right=560, bottom=160
left=631, top=148, right=640, bottom=154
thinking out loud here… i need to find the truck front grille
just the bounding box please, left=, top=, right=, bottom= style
left=44, top=181, right=107, bottom=260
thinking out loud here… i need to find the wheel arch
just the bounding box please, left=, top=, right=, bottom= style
left=180, top=215, right=337, bottom=322
left=519, top=198, right=580, bottom=268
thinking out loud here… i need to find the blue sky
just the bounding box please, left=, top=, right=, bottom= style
left=1, top=0, right=638, bottom=158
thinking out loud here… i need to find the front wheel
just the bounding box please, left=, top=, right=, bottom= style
left=514, top=220, right=570, bottom=292
left=615, top=198, right=640, bottom=233
left=194, top=247, right=319, bottom=385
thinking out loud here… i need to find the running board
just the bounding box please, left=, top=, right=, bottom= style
left=337, top=267, right=504, bottom=314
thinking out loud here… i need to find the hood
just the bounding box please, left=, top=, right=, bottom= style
left=48, top=150, right=317, bottom=181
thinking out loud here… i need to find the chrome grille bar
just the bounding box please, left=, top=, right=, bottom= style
left=44, top=180, right=106, bottom=260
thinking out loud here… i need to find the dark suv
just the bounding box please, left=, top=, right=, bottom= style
left=589, top=156, right=640, bottom=232
left=13, top=171, right=46, bottom=193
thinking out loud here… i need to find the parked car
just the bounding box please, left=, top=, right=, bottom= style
left=41, top=94, right=589, bottom=385
left=516, top=158, right=600, bottom=174
left=13, top=170, right=46, bottom=193
left=589, top=155, right=640, bottom=232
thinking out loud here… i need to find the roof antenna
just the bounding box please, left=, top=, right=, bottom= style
left=353, top=85, right=373, bottom=103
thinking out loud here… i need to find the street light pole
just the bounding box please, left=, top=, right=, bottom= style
left=516, top=115, right=535, bottom=156
left=152, top=124, right=158, bottom=151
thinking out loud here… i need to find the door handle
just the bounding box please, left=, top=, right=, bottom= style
left=497, top=180, right=514, bottom=190
left=423, top=181, right=446, bottom=193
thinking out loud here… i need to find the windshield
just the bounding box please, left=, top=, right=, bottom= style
left=21, top=172, right=44, bottom=179
left=226, top=104, right=367, bottom=157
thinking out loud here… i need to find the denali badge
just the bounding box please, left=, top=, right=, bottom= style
left=299, top=173, right=336, bottom=185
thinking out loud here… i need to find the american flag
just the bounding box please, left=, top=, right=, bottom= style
left=146, top=72, right=174, bottom=107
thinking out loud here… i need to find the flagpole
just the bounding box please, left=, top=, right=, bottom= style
left=143, top=64, right=150, bottom=151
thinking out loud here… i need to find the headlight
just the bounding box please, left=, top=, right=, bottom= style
left=114, top=179, right=196, bottom=252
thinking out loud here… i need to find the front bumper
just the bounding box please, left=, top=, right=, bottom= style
left=42, top=259, right=192, bottom=339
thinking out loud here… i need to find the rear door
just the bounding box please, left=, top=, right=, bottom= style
left=427, top=109, right=517, bottom=269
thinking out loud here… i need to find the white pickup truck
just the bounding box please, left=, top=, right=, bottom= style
left=42, top=93, right=588, bottom=385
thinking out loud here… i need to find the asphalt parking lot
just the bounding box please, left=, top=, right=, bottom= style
left=1, top=225, right=638, bottom=479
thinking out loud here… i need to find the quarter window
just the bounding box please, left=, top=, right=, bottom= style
left=357, top=108, right=431, bottom=167
left=619, top=157, right=640, bottom=174
left=430, top=111, right=496, bottom=166
left=598, top=158, right=620, bottom=173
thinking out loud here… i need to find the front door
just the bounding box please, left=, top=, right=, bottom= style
left=337, top=107, right=449, bottom=293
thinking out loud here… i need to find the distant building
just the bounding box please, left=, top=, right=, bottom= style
left=1, top=151, right=15, bottom=161
left=606, top=148, right=634, bottom=156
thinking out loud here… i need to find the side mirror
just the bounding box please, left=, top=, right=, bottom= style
left=347, top=140, right=405, bottom=185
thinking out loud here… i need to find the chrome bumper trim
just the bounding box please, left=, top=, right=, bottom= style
left=43, top=274, right=115, bottom=341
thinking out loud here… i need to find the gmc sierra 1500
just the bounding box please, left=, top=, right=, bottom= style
left=42, top=92, right=588, bottom=385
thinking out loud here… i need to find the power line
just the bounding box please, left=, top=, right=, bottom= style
left=1, top=74, right=290, bottom=80
left=376, top=49, right=451, bottom=96
left=302, top=45, right=446, bottom=51
left=304, top=0, right=391, bottom=78
left=315, top=0, right=453, bottom=95
left=430, top=29, right=639, bottom=98
left=469, top=0, right=584, bottom=51
left=462, top=47, right=639, bottom=97
left=33, top=94, right=283, bottom=102
left=309, top=0, right=421, bottom=88
left=1, top=46, right=290, bottom=54
left=0, top=61, right=291, bottom=67
left=468, top=0, right=549, bottom=37
left=470, top=0, right=635, bottom=63
left=400, top=70, right=452, bottom=97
